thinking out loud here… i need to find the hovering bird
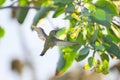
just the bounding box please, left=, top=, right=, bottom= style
left=33, top=27, right=78, bottom=56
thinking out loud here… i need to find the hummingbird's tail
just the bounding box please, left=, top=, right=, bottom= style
left=40, top=49, right=47, bottom=56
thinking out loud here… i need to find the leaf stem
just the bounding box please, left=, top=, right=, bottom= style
left=93, top=47, right=96, bottom=57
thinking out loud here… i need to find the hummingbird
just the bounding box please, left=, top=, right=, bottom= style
left=33, top=27, right=78, bottom=56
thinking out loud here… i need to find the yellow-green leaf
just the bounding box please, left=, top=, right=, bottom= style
left=56, top=46, right=77, bottom=76
left=0, top=27, right=5, bottom=38
left=19, top=0, right=28, bottom=6
left=102, top=60, right=109, bottom=74
left=0, top=0, right=5, bottom=6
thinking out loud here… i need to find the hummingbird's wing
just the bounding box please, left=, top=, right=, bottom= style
left=34, top=27, right=48, bottom=41
left=55, top=39, right=78, bottom=46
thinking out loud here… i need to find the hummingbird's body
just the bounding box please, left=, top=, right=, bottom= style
left=40, top=31, right=56, bottom=56
left=33, top=27, right=78, bottom=56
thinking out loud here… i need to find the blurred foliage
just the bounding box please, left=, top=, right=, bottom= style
left=0, top=26, right=5, bottom=38
left=0, top=0, right=5, bottom=6
left=0, top=0, right=120, bottom=76
left=11, top=59, right=24, bottom=74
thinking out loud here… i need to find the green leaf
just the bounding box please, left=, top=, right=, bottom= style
left=107, top=27, right=120, bottom=43
left=88, top=57, right=95, bottom=67
left=64, top=14, right=72, bottom=20
left=83, top=8, right=90, bottom=17
left=54, top=0, right=74, bottom=5
left=56, top=46, right=77, bottom=75
left=40, top=0, right=52, bottom=6
left=16, top=9, right=29, bottom=24
left=53, top=6, right=65, bottom=18
left=56, top=28, right=66, bottom=39
left=89, top=0, right=118, bottom=27
left=106, top=43, right=120, bottom=59
left=65, top=4, right=75, bottom=13
left=76, top=47, right=90, bottom=61
left=94, top=8, right=106, bottom=21
left=95, top=42, right=105, bottom=51
left=83, top=0, right=92, bottom=3
left=91, top=30, right=98, bottom=43
left=102, top=60, right=109, bottom=74
left=0, top=0, right=5, bottom=6
left=0, top=27, right=5, bottom=38
left=100, top=53, right=109, bottom=62
left=90, top=11, right=112, bottom=27
left=19, top=0, right=28, bottom=6
left=76, top=53, right=88, bottom=62
left=76, top=33, right=86, bottom=45
left=32, top=6, right=53, bottom=26
left=95, top=0, right=118, bottom=16
left=102, top=35, right=113, bottom=44
left=80, top=47, right=90, bottom=55
left=62, top=47, right=73, bottom=53
left=87, top=3, right=96, bottom=12
left=56, top=50, right=66, bottom=75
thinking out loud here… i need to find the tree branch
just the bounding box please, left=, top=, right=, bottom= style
left=0, top=5, right=40, bottom=10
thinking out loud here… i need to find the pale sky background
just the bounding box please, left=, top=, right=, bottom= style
left=0, top=0, right=74, bottom=80
left=0, top=0, right=120, bottom=80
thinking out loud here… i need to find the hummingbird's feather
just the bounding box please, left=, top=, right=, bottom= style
left=55, top=39, right=78, bottom=46
left=34, top=27, right=48, bottom=41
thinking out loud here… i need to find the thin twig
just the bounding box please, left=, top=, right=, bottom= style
left=93, top=47, right=96, bottom=57
left=0, top=5, right=40, bottom=10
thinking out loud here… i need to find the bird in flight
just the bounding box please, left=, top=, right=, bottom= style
left=32, top=26, right=78, bottom=56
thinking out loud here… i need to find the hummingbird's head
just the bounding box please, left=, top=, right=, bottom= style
left=50, top=30, right=57, bottom=35
left=49, top=28, right=64, bottom=36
